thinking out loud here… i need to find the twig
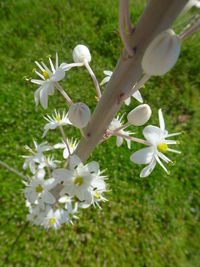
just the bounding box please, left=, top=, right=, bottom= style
left=0, top=160, right=29, bottom=181
left=84, top=60, right=101, bottom=100
left=55, top=82, right=73, bottom=106
left=109, top=131, right=150, bottom=146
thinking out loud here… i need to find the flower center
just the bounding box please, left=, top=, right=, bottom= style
left=74, top=176, right=83, bottom=186
left=70, top=143, right=74, bottom=149
left=94, top=191, right=100, bottom=199
left=43, top=70, right=50, bottom=80
left=36, top=184, right=43, bottom=193
left=157, top=143, right=168, bottom=153
left=49, top=218, right=55, bottom=225
left=56, top=116, right=61, bottom=121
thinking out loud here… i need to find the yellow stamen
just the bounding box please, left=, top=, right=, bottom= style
left=36, top=184, right=43, bottom=193
left=94, top=192, right=100, bottom=199
left=43, top=70, right=50, bottom=80
left=70, top=143, right=74, bottom=149
left=74, top=176, right=83, bottom=186
left=157, top=143, right=168, bottom=153
left=56, top=116, right=61, bottom=121
left=49, top=218, right=55, bottom=225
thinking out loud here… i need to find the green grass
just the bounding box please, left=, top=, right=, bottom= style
left=0, top=0, right=200, bottom=266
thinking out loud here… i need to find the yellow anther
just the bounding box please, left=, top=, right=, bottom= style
left=49, top=218, right=55, bottom=225
left=43, top=70, right=50, bottom=80
left=168, top=161, right=176, bottom=166
left=74, top=176, right=83, bottom=186
left=56, top=116, right=61, bottom=121
left=70, top=143, right=74, bottom=149
left=94, top=192, right=100, bottom=199
left=157, top=143, right=168, bottom=153
left=36, top=184, right=43, bottom=193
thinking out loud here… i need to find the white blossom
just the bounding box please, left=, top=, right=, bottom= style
left=31, top=53, right=65, bottom=109
left=130, top=109, right=181, bottom=177
left=22, top=141, right=52, bottom=173
left=42, top=109, right=71, bottom=137
left=24, top=171, right=56, bottom=208
left=100, top=70, right=143, bottom=105
left=54, top=138, right=78, bottom=159
left=43, top=207, right=65, bottom=230
left=109, top=115, right=133, bottom=149
left=53, top=156, right=107, bottom=205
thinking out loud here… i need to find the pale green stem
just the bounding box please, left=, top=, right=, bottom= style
left=0, top=160, right=29, bottom=181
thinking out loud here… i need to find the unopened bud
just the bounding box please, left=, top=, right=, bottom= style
left=73, top=44, right=91, bottom=63
left=127, top=104, right=152, bottom=126
left=68, top=102, right=90, bottom=128
left=142, top=29, right=181, bottom=76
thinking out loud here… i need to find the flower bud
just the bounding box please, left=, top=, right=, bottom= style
left=73, top=44, right=91, bottom=63
left=127, top=104, right=152, bottom=126
left=68, top=102, right=90, bottom=128
left=142, top=29, right=181, bottom=76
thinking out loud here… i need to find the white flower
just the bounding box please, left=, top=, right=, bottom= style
left=130, top=109, right=181, bottom=177
left=42, top=109, right=71, bottom=137
left=65, top=202, right=79, bottom=225
left=54, top=138, right=78, bottom=159
left=73, top=44, right=91, bottom=63
left=53, top=156, right=107, bottom=204
left=27, top=205, right=45, bottom=226
left=38, top=156, right=60, bottom=170
left=127, top=104, right=152, bottom=126
left=24, top=171, right=56, bottom=208
left=109, top=115, right=133, bottom=149
left=68, top=102, right=91, bottom=128
left=31, top=53, right=65, bottom=109
left=22, top=141, right=52, bottom=173
left=100, top=70, right=143, bottom=105
left=79, top=188, right=108, bottom=210
left=43, top=207, right=64, bottom=230
left=142, top=29, right=181, bottom=76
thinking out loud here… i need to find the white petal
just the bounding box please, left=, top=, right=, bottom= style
left=43, top=191, right=56, bottom=204
left=143, top=125, right=163, bottom=145
left=140, top=158, right=156, bottom=177
left=100, top=76, right=111, bottom=86
left=69, top=155, right=82, bottom=170
left=31, top=79, right=44, bottom=85
left=86, top=161, right=99, bottom=173
left=103, top=70, right=113, bottom=76
left=40, top=87, right=48, bottom=109
left=56, top=52, right=58, bottom=69
left=63, top=148, right=69, bottom=159
left=53, top=168, right=72, bottom=180
left=52, top=68, right=65, bottom=81
left=132, top=90, right=143, bottom=103
left=155, top=154, right=168, bottom=173
left=49, top=57, right=55, bottom=73
left=130, top=147, right=154, bottom=164
left=124, top=97, right=131, bottom=106
left=116, top=136, right=123, bottom=147
left=158, top=109, right=165, bottom=132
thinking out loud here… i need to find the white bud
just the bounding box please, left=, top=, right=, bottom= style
left=73, top=44, right=91, bottom=63
left=142, top=29, right=181, bottom=76
left=127, top=104, right=152, bottom=126
left=68, top=103, right=90, bottom=128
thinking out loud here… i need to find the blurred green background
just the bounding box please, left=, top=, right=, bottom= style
left=0, top=0, right=200, bottom=266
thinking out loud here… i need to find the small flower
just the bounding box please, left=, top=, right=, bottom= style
left=73, top=44, right=91, bottom=63
left=53, top=156, right=107, bottom=204
left=43, top=207, right=64, bottom=230
left=22, top=141, right=52, bottom=173
left=100, top=70, right=143, bottom=105
left=38, top=155, right=60, bottom=170
left=109, top=115, right=133, bottom=149
left=27, top=205, right=45, bottom=226
left=31, top=53, right=65, bottom=109
left=68, top=102, right=91, bottom=129
left=42, top=109, right=71, bottom=137
left=24, top=171, right=56, bottom=208
left=54, top=138, right=78, bottom=159
left=127, top=104, right=152, bottom=126
left=130, top=109, right=181, bottom=177
left=142, top=29, right=181, bottom=76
